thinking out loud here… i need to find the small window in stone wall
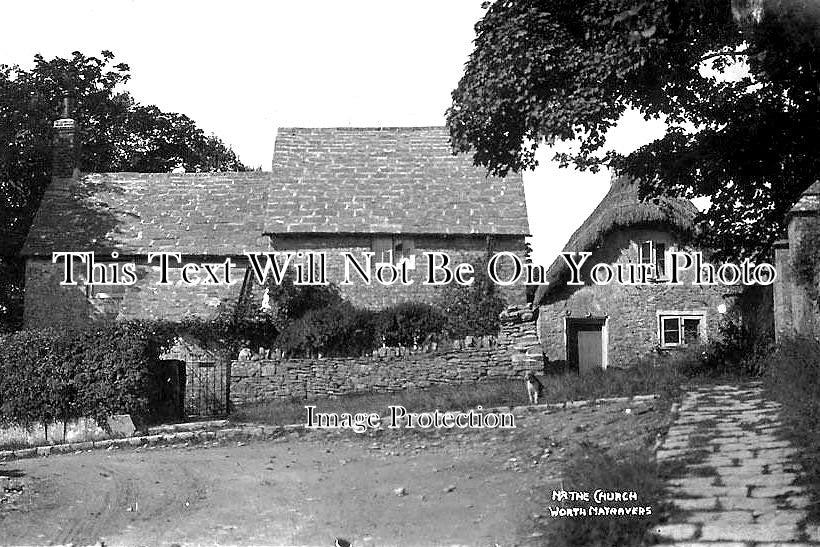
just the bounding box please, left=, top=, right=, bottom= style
left=372, top=235, right=414, bottom=265
left=85, top=283, right=126, bottom=300
left=639, top=241, right=653, bottom=265
left=638, top=240, right=667, bottom=280
left=85, top=284, right=126, bottom=316
left=659, top=313, right=704, bottom=347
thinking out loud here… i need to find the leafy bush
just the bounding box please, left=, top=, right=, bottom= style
left=703, top=315, right=771, bottom=376
left=192, top=272, right=346, bottom=354
left=0, top=322, right=177, bottom=429
left=274, top=301, right=447, bottom=358
left=0, top=329, right=61, bottom=428
left=270, top=278, right=343, bottom=322
left=276, top=302, right=380, bottom=358
left=699, top=285, right=775, bottom=375
left=378, top=302, right=448, bottom=347
left=212, top=262, right=505, bottom=358
left=437, top=257, right=505, bottom=338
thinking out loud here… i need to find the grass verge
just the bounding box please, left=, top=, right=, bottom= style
left=230, top=359, right=701, bottom=426
left=760, top=336, right=820, bottom=522
left=536, top=442, right=670, bottom=547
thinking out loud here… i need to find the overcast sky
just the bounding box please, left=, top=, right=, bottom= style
left=1, top=0, right=666, bottom=267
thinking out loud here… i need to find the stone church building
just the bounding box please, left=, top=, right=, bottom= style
left=21, top=117, right=530, bottom=329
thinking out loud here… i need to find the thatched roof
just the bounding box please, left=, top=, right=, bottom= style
left=532, top=176, right=698, bottom=306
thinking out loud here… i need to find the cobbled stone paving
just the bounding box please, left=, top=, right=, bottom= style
left=652, top=383, right=820, bottom=546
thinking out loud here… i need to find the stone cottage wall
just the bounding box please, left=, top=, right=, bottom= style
left=537, top=227, right=731, bottom=369
left=773, top=213, right=820, bottom=341
left=773, top=239, right=794, bottom=341
left=23, top=256, right=246, bottom=328
left=269, top=233, right=528, bottom=309
left=231, top=303, right=541, bottom=406
left=24, top=233, right=528, bottom=329
left=23, top=259, right=94, bottom=329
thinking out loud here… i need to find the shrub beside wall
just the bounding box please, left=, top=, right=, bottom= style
left=0, top=322, right=177, bottom=430
left=438, top=260, right=505, bottom=338
left=233, top=266, right=506, bottom=358
left=274, top=301, right=450, bottom=358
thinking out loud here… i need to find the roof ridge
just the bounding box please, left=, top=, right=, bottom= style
left=276, top=126, right=446, bottom=132
left=80, top=171, right=270, bottom=177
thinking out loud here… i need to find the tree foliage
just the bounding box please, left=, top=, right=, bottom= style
left=447, top=0, right=820, bottom=260
left=0, top=50, right=248, bottom=330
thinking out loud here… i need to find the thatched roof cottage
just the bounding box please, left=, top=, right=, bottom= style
left=532, top=176, right=730, bottom=371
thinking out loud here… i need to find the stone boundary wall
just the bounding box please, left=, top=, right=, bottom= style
left=0, top=415, right=136, bottom=447
left=231, top=303, right=542, bottom=406
left=498, top=303, right=543, bottom=372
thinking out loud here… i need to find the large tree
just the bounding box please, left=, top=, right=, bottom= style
left=0, top=50, right=248, bottom=330
left=447, top=0, right=820, bottom=260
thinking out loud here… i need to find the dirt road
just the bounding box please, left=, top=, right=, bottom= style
left=0, top=400, right=668, bottom=546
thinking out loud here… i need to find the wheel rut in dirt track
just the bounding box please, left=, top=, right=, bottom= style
left=0, top=398, right=669, bottom=546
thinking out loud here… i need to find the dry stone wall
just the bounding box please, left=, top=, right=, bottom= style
left=230, top=303, right=542, bottom=406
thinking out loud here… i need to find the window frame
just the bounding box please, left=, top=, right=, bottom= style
left=657, top=310, right=707, bottom=348
left=638, top=240, right=667, bottom=280
left=372, top=235, right=414, bottom=265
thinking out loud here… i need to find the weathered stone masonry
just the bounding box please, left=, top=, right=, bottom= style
left=269, top=233, right=527, bottom=309
left=773, top=180, right=820, bottom=341
left=230, top=303, right=542, bottom=406
left=537, top=227, right=730, bottom=369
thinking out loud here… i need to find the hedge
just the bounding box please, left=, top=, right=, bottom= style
left=0, top=322, right=177, bottom=430
left=274, top=301, right=448, bottom=358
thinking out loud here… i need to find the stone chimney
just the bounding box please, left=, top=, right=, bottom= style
left=52, top=97, right=79, bottom=179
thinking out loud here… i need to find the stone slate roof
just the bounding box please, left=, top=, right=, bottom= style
left=533, top=176, right=698, bottom=306
left=22, top=127, right=529, bottom=257
left=268, top=127, right=529, bottom=235
left=22, top=172, right=271, bottom=256
left=789, top=180, right=820, bottom=215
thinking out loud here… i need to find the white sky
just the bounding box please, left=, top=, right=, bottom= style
left=1, top=0, right=667, bottom=267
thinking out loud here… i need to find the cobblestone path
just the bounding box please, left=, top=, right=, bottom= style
left=652, top=383, right=820, bottom=546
